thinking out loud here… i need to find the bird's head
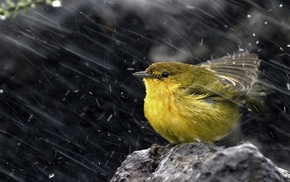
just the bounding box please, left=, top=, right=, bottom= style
left=133, top=62, right=198, bottom=90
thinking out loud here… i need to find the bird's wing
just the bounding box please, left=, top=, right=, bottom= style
left=200, top=53, right=261, bottom=92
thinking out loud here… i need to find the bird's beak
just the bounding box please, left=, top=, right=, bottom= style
left=133, top=71, right=153, bottom=78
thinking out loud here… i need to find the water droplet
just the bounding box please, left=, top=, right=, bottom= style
left=107, top=114, right=113, bottom=122
left=48, top=173, right=55, bottom=178
left=28, top=114, right=33, bottom=122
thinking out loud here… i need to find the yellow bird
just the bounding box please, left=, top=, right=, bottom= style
left=134, top=53, right=263, bottom=144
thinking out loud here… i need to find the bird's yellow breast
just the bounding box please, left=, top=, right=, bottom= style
left=143, top=78, right=240, bottom=144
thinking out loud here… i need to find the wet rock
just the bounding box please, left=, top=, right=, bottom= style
left=111, top=142, right=290, bottom=182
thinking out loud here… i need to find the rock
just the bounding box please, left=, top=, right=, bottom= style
left=110, top=142, right=290, bottom=182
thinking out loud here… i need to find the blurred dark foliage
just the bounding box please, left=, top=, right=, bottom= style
left=0, top=0, right=290, bottom=181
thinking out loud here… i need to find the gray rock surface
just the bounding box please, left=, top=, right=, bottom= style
left=111, top=142, right=290, bottom=182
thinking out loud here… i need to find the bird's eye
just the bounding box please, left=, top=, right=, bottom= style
left=161, top=71, right=169, bottom=78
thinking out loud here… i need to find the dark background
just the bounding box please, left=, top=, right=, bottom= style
left=1, top=0, right=290, bottom=181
